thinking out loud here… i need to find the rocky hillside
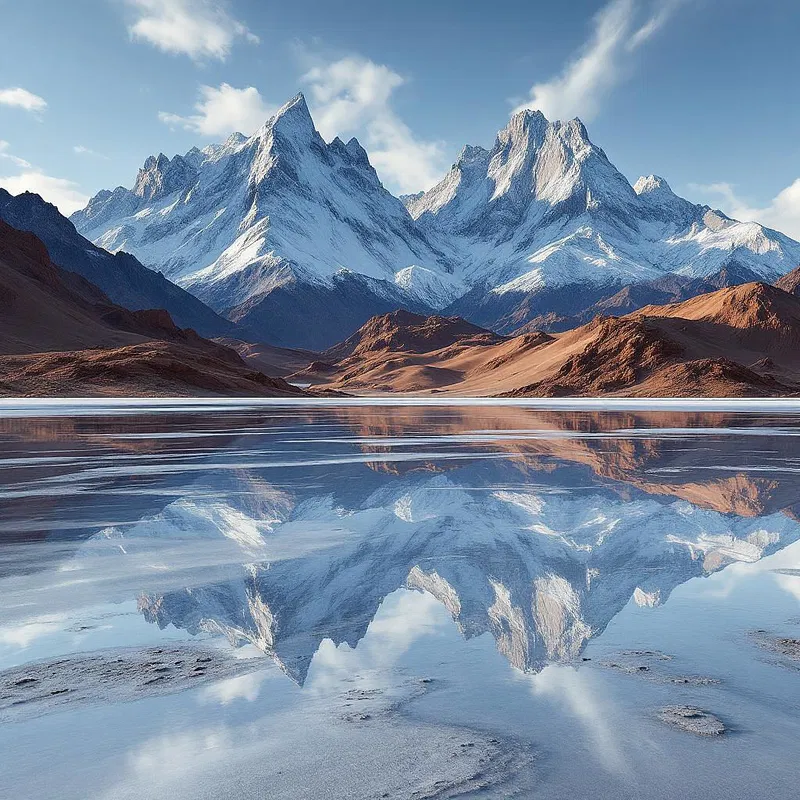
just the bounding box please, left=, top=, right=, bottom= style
left=0, top=219, right=308, bottom=397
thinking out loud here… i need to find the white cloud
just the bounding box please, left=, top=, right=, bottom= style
left=302, top=56, right=446, bottom=194
left=773, top=572, right=800, bottom=602
left=304, top=58, right=404, bottom=133
left=690, top=179, right=800, bottom=241
left=0, top=614, right=67, bottom=648
left=367, top=115, right=446, bottom=196
left=514, top=0, right=680, bottom=121
left=201, top=670, right=269, bottom=704
left=124, top=0, right=258, bottom=61
left=159, top=83, right=275, bottom=137
left=0, top=87, right=47, bottom=113
left=625, top=3, right=674, bottom=51
left=531, top=666, right=630, bottom=777
left=0, top=170, right=89, bottom=215
left=1, top=141, right=87, bottom=214
left=0, top=140, right=32, bottom=169
left=73, top=145, right=108, bottom=159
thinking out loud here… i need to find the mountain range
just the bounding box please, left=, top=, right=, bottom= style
left=3, top=186, right=800, bottom=397
left=70, top=93, right=800, bottom=350
left=3, top=91, right=800, bottom=397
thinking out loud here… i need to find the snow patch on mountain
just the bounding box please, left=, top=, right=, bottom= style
left=393, top=264, right=467, bottom=306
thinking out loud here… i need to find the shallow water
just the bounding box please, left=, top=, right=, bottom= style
left=1, top=400, right=799, bottom=799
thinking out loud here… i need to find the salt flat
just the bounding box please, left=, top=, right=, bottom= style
left=0, top=403, right=799, bottom=799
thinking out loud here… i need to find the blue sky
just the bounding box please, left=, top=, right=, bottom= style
left=1, top=0, right=799, bottom=237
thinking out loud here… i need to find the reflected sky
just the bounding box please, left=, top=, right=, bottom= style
left=0, top=402, right=799, bottom=799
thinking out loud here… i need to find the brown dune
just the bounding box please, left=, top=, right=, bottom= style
left=0, top=219, right=306, bottom=397
left=0, top=342, right=301, bottom=397
left=291, top=310, right=503, bottom=391
left=310, top=282, right=800, bottom=397
left=324, top=309, right=503, bottom=360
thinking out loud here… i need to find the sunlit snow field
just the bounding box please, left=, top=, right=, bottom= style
left=1, top=399, right=799, bottom=799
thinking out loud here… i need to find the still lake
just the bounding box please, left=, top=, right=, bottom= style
left=1, top=400, right=799, bottom=799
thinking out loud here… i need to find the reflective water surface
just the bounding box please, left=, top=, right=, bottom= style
left=1, top=401, right=799, bottom=799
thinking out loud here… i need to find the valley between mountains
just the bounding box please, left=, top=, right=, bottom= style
left=2, top=93, right=800, bottom=397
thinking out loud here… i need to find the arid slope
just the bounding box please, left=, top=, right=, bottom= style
left=302, top=283, right=800, bottom=397
left=0, top=220, right=306, bottom=397
left=293, top=310, right=504, bottom=392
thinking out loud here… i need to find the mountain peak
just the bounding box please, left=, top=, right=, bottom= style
left=0, top=189, right=81, bottom=247
left=327, top=136, right=372, bottom=169
left=633, top=173, right=698, bottom=223
left=501, top=107, right=549, bottom=143
left=224, top=131, right=247, bottom=149
left=344, top=136, right=370, bottom=164
left=508, top=107, right=548, bottom=125
left=280, top=91, right=309, bottom=114
left=456, top=144, right=490, bottom=167
left=134, top=151, right=197, bottom=201
left=501, top=109, right=591, bottom=148
left=634, top=175, right=674, bottom=196
left=263, top=92, right=316, bottom=139
left=141, top=153, right=166, bottom=171
left=324, top=309, right=499, bottom=361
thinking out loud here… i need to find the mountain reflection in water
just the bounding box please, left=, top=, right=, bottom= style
left=3, top=405, right=799, bottom=682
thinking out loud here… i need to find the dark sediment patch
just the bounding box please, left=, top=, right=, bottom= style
left=657, top=705, right=726, bottom=736
left=0, top=644, right=266, bottom=723
left=750, top=630, right=800, bottom=669
left=597, top=650, right=720, bottom=685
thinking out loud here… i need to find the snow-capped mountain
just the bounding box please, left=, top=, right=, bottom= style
left=411, top=110, right=800, bottom=331
left=72, top=95, right=456, bottom=348
left=71, top=96, right=800, bottom=347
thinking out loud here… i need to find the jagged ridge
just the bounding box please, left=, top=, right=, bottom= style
left=68, top=96, right=800, bottom=348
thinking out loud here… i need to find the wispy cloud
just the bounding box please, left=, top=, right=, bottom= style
left=531, top=666, right=631, bottom=777
left=124, top=0, right=258, bottom=61
left=73, top=145, right=108, bottom=159
left=159, top=83, right=276, bottom=137
left=689, top=179, right=800, bottom=241
left=0, top=140, right=32, bottom=169
left=0, top=87, right=47, bottom=113
left=302, top=55, right=447, bottom=194
left=513, top=0, right=681, bottom=121
left=0, top=141, right=88, bottom=214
